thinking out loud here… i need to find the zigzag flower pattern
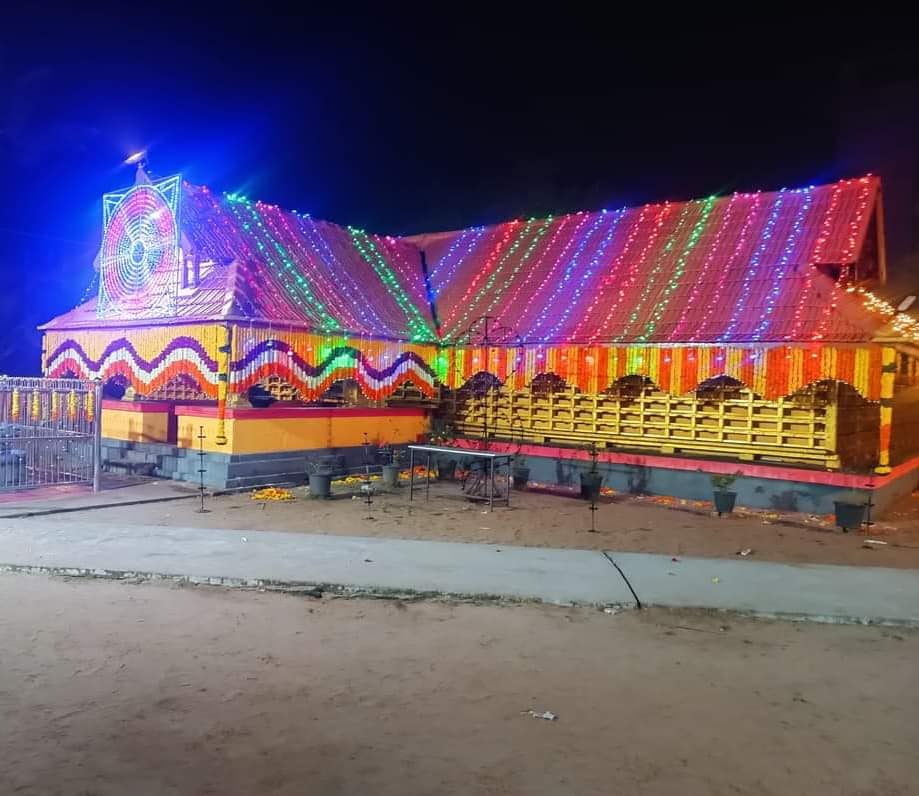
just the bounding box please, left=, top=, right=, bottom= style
left=45, top=337, right=220, bottom=397
left=232, top=342, right=438, bottom=400
left=45, top=336, right=438, bottom=401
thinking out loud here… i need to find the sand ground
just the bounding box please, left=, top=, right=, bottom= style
left=76, top=482, right=919, bottom=568
left=1, top=572, right=916, bottom=795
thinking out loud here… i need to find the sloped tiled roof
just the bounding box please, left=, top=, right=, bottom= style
left=44, top=176, right=888, bottom=345
left=414, top=176, right=883, bottom=344
left=43, top=183, right=439, bottom=342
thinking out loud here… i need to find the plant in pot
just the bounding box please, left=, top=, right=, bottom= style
left=379, top=445, right=404, bottom=489
left=579, top=442, right=603, bottom=501
left=511, top=450, right=530, bottom=491
left=710, top=471, right=741, bottom=516
left=833, top=490, right=868, bottom=532
left=307, top=459, right=335, bottom=499
left=428, top=422, right=457, bottom=481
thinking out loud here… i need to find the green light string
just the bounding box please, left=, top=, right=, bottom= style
left=491, top=214, right=577, bottom=330
left=348, top=228, right=436, bottom=342
left=433, top=350, right=450, bottom=382
left=228, top=198, right=340, bottom=333
left=586, top=204, right=662, bottom=344
left=263, top=206, right=363, bottom=332
left=614, top=201, right=695, bottom=343
left=638, top=195, right=717, bottom=342
left=440, top=223, right=519, bottom=333
left=479, top=216, right=553, bottom=319
left=446, top=219, right=540, bottom=337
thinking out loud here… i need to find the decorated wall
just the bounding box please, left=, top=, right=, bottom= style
left=228, top=327, right=442, bottom=400
left=43, top=324, right=444, bottom=402
left=445, top=343, right=884, bottom=401
left=43, top=325, right=222, bottom=398
left=45, top=323, right=886, bottom=405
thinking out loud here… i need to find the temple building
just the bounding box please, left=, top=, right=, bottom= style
left=39, top=168, right=919, bottom=511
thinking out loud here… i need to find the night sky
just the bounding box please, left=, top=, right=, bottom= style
left=2, top=11, right=918, bottom=374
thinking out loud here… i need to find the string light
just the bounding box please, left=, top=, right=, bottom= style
left=847, top=285, right=919, bottom=343
left=261, top=204, right=363, bottom=332
left=639, top=196, right=717, bottom=341
left=617, top=201, right=695, bottom=342
left=348, top=228, right=436, bottom=342
left=65, top=174, right=890, bottom=413
left=216, top=193, right=324, bottom=321
left=594, top=203, right=671, bottom=343
left=441, top=221, right=525, bottom=335
left=750, top=187, right=813, bottom=341
left=478, top=217, right=553, bottom=319
left=541, top=209, right=626, bottom=342
left=529, top=212, right=610, bottom=340
left=297, top=215, right=390, bottom=333
left=492, top=215, right=577, bottom=329
left=431, top=226, right=488, bottom=295
left=788, top=181, right=842, bottom=340
left=812, top=177, right=874, bottom=341
left=228, top=199, right=340, bottom=332
left=181, top=184, right=434, bottom=340
left=379, top=236, right=441, bottom=321
left=670, top=194, right=738, bottom=340
left=514, top=213, right=594, bottom=336
left=572, top=205, right=647, bottom=343
left=691, top=193, right=762, bottom=341
left=719, top=190, right=786, bottom=342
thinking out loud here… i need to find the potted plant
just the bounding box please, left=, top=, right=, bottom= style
left=435, top=457, right=457, bottom=481
left=307, top=459, right=335, bottom=499
left=580, top=442, right=603, bottom=501
left=710, top=471, right=741, bottom=516
left=428, top=422, right=457, bottom=481
left=511, top=452, right=530, bottom=491
left=379, top=446, right=403, bottom=488
left=833, top=490, right=868, bottom=532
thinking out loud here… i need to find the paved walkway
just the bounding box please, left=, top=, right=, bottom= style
left=0, top=478, right=197, bottom=517
left=2, top=518, right=919, bottom=625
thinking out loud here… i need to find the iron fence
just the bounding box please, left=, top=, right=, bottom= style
left=0, top=376, right=102, bottom=491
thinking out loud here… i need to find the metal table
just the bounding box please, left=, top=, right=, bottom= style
left=407, top=444, right=512, bottom=510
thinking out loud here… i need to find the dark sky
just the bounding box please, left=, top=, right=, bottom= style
left=2, top=10, right=918, bottom=373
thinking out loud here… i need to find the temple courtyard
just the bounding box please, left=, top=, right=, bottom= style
left=4, top=478, right=919, bottom=569
left=1, top=572, right=917, bottom=796
left=2, top=482, right=919, bottom=794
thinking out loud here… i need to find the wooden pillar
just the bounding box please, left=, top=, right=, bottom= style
left=876, top=346, right=896, bottom=474
left=215, top=323, right=232, bottom=446
left=876, top=191, right=888, bottom=285
left=825, top=399, right=841, bottom=470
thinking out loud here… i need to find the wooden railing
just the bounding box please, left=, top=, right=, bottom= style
left=442, top=385, right=849, bottom=469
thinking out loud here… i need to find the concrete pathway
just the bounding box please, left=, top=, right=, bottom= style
left=0, top=479, right=197, bottom=518
left=2, top=518, right=919, bottom=625
left=612, top=551, right=919, bottom=624
left=0, top=519, right=634, bottom=605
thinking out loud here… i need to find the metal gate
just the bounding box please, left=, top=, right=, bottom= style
left=0, top=376, right=102, bottom=492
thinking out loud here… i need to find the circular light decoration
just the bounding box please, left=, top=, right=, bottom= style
left=98, top=175, right=181, bottom=316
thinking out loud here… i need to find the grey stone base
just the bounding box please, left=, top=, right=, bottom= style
left=102, top=439, right=387, bottom=490
left=512, top=452, right=917, bottom=518
left=103, top=438, right=919, bottom=516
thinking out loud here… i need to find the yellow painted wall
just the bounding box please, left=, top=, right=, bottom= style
left=102, top=407, right=170, bottom=443
left=176, top=415, right=225, bottom=452
left=175, top=411, right=429, bottom=454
